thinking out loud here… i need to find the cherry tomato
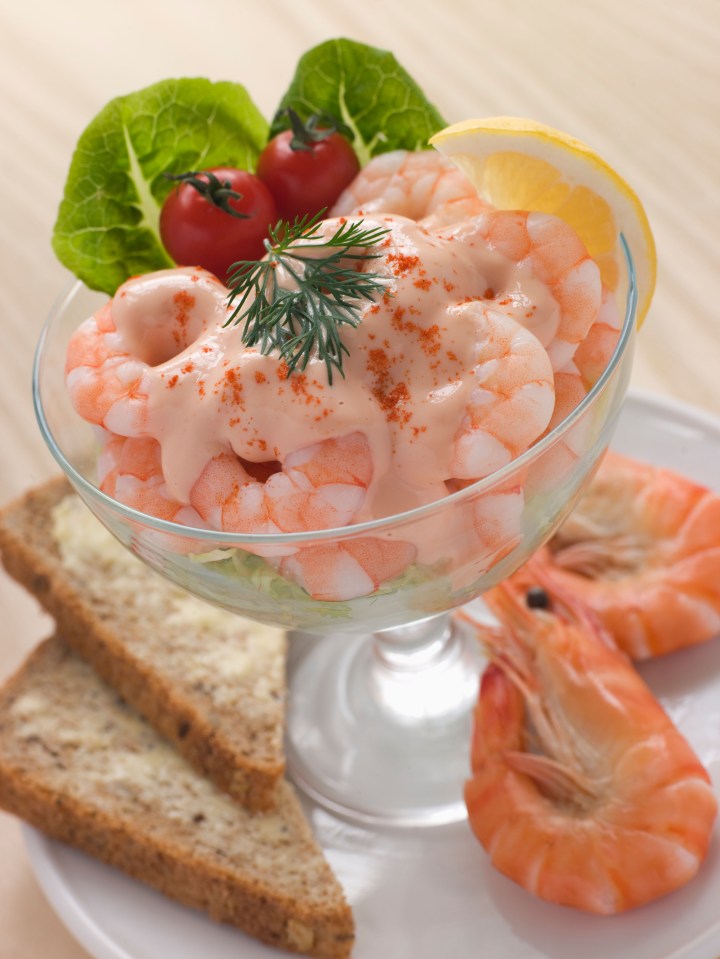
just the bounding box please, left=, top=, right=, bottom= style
left=257, top=130, right=360, bottom=222
left=159, top=168, right=278, bottom=281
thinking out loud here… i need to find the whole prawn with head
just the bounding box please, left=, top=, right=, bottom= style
left=463, top=571, right=717, bottom=914
left=532, top=450, right=720, bottom=658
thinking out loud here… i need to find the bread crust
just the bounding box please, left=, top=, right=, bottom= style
left=0, top=478, right=285, bottom=811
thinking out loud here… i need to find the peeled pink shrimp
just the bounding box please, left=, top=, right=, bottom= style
left=470, top=480, right=526, bottom=567
left=572, top=284, right=623, bottom=390
left=335, top=162, right=605, bottom=380
left=65, top=267, right=228, bottom=436
left=98, top=433, right=207, bottom=527
left=189, top=432, right=373, bottom=543
left=549, top=285, right=623, bottom=429
left=529, top=287, right=623, bottom=485
left=441, top=300, right=555, bottom=574
left=279, top=537, right=417, bottom=601
left=65, top=301, right=150, bottom=435
left=449, top=210, right=603, bottom=373
left=330, top=149, right=490, bottom=227
left=447, top=303, right=555, bottom=480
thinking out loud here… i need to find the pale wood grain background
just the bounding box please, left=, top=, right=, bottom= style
left=0, top=1, right=718, bottom=955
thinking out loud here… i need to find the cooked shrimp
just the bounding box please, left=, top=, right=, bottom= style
left=190, top=432, right=373, bottom=541
left=464, top=572, right=717, bottom=914
left=66, top=301, right=150, bottom=434
left=520, top=286, right=622, bottom=493
left=469, top=480, right=525, bottom=567
left=279, top=536, right=417, bottom=601
left=65, top=267, right=229, bottom=436
left=330, top=149, right=490, bottom=226
left=572, top=285, right=622, bottom=390
left=549, top=286, right=622, bottom=429
left=533, top=450, right=720, bottom=659
left=451, top=209, right=603, bottom=373
left=413, top=298, right=553, bottom=571
left=98, top=432, right=208, bottom=527
left=447, top=302, right=555, bottom=480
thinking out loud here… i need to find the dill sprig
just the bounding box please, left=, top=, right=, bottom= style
left=225, top=212, right=390, bottom=383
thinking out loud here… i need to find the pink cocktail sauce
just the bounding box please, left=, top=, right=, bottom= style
left=108, top=214, right=564, bottom=556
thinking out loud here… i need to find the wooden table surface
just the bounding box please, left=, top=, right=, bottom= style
left=0, top=1, right=719, bottom=956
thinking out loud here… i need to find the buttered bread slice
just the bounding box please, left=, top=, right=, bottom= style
left=0, top=639, right=354, bottom=958
left=0, top=479, right=286, bottom=810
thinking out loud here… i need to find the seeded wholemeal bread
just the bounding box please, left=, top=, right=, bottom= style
left=0, top=478, right=286, bottom=810
left=0, top=638, right=354, bottom=958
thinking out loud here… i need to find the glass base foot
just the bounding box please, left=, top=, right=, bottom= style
left=285, top=615, right=485, bottom=828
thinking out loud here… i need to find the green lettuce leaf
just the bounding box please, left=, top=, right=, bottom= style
left=270, top=39, right=447, bottom=166
left=52, top=78, right=268, bottom=295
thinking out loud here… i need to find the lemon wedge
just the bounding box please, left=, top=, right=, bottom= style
left=430, top=117, right=656, bottom=325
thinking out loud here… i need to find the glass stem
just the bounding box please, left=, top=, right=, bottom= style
left=367, top=613, right=482, bottom=725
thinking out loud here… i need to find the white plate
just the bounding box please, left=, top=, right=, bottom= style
left=23, top=390, right=720, bottom=959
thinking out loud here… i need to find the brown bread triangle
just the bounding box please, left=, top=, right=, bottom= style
left=0, top=638, right=354, bottom=958
left=0, top=478, right=286, bottom=811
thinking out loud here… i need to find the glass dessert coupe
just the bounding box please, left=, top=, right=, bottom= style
left=33, top=240, right=637, bottom=828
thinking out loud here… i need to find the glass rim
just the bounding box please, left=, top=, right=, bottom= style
left=33, top=236, right=637, bottom=546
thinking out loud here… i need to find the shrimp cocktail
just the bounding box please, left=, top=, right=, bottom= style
left=36, top=38, right=648, bottom=826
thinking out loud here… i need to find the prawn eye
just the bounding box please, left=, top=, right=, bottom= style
left=526, top=586, right=551, bottom=610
